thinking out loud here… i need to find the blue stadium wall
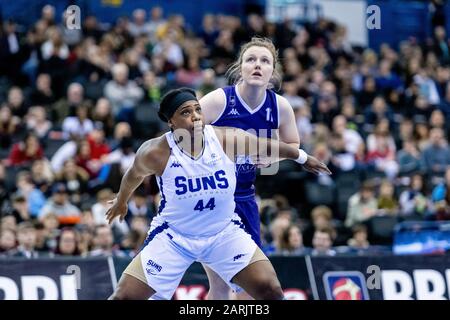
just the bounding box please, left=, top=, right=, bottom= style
left=2, top=0, right=450, bottom=50
left=0, top=0, right=264, bottom=33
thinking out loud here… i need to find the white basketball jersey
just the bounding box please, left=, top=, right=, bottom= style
left=154, top=125, right=237, bottom=237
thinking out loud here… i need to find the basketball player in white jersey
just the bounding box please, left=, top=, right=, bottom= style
left=106, top=88, right=327, bottom=300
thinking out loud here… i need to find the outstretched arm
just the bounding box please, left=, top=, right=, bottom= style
left=106, top=138, right=167, bottom=224
left=278, top=95, right=332, bottom=175
left=215, top=127, right=330, bottom=175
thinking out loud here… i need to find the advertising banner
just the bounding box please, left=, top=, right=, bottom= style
left=0, top=257, right=115, bottom=300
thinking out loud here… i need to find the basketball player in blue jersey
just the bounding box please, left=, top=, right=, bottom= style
left=199, top=37, right=331, bottom=299
left=106, top=88, right=325, bottom=300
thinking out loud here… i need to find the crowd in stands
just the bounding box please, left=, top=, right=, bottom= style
left=1, top=4, right=450, bottom=259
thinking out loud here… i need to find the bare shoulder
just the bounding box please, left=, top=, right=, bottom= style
left=276, top=94, right=293, bottom=113
left=199, top=88, right=227, bottom=124
left=276, top=93, right=297, bottom=128
left=136, top=135, right=170, bottom=173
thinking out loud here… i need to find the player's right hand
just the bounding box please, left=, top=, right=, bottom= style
left=105, top=197, right=128, bottom=224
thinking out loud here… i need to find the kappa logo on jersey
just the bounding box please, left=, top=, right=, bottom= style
left=146, top=259, right=163, bottom=275
left=323, top=271, right=369, bottom=300
left=170, top=161, right=182, bottom=168
left=227, top=108, right=240, bottom=116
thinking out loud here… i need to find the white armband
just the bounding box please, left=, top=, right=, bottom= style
left=295, top=149, right=308, bottom=165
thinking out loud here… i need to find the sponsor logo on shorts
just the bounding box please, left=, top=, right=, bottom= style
left=146, top=259, right=163, bottom=275
left=323, top=271, right=369, bottom=300
left=233, top=253, right=247, bottom=261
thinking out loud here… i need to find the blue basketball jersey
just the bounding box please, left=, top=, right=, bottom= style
left=212, top=85, right=280, bottom=197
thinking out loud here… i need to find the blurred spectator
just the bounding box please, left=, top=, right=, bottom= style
left=7, top=87, right=28, bottom=118
left=142, top=70, right=165, bottom=104
left=92, top=189, right=129, bottom=239
left=24, top=106, right=52, bottom=139
left=0, top=228, right=17, bottom=256
left=199, top=14, right=219, bottom=50
left=0, top=105, right=21, bottom=150
left=38, top=183, right=81, bottom=224
left=329, top=132, right=355, bottom=172
left=431, top=166, right=450, bottom=220
left=7, top=132, right=44, bottom=167
left=276, top=224, right=309, bottom=256
left=34, top=221, right=54, bottom=253
left=52, top=82, right=85, bottom=125
left=62, top=102, right=94, bottom=139
left=420, top=127, right=450, bottom=176
left=176, top=55, right=203, bottom=87
left=414, top=69, right=440, bottom=106
left=128, top=9, right=152, bottom=38
left=429, top=109, right=447, bottom=131
left=38, top=5, right=56, bottom=27
left=366, top=119, right=399, bottom=179
left=30, top=159, right=54, bottom=194
left=41, top=27, right=69, bottom=60
left=147, top=7, right=166, bottom=44
left=0, top=163, right=7, bottom=208
left=82, top=16, right=104, bottom=42
left=345, top=180, right=378, bottom=228
left=92, top=98, right=115, bottom=138
left=40, top=27, right=70, bottom=97
left=347, top=224, right=370, bottom=249
left=439, top=82, right=450, bottom=118
left=54, top=228, right=81, bottom=256
left=103, top=137, right=135, bottom=174
left=262, top=213, right=291, bottom=256
left=125, top=188, right=153, bottom=226
left=356, top=76, right=377, bottom=110
left=303, top=205, right=335, bottom=247
left=397, top=139, right=422, bottom=175
left=9, top=192, right=30, bottom=224
left=377, top=180, right=399, bottom=215
left=0, top=20, right=25, bottom=86
left=120, top=229, right=143, bottom=258
left=0, top=214, right=17, bottom=232
left=413, top=121, right=430, bottom=151
left=364, top=96, right=395, bottom=129
left=29, top=73, right=56, bottom=106
left=104, top=63, right=144, bottom=122
left=332, top=115, right=363, bottom=155
left=311, top=227, right=336, bottom=256
left=88, top=224, right=126, bottom=257
left=15, top=170, right=46, bottom=218
left=10, top=221, right=39, bottom=258
left=399, top=173, right=429, bottom=216
left=55, top=159, right=89, bottom=206
left=431, top=25, right=450, bottom=64
left=375, top=60, right=403, bottom=94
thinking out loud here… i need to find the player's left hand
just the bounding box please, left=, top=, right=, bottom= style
left=302, top=155, right=332, bottom=175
